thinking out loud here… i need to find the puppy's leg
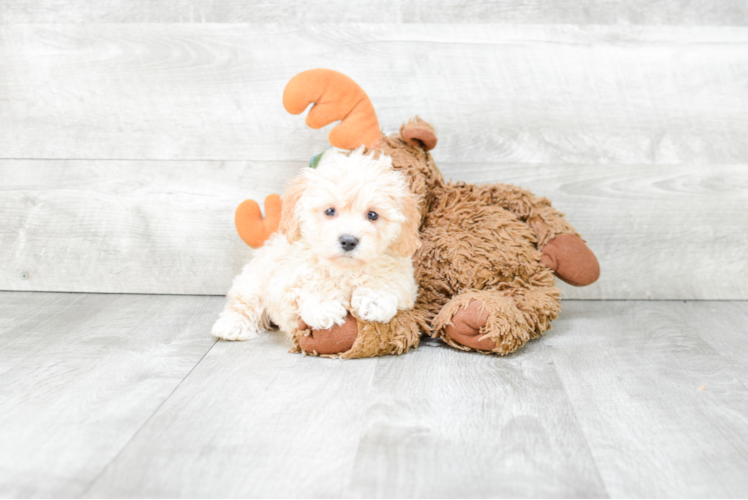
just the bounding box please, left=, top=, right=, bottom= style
left=212, top=262, right=270, bottom=341
left=351, top=261, right=418, bottom=323
left=351, top=288, right=399, bottom=323
left=298, top=291, right=348, bottom=331
left=212, top=297, right=267, bottom=341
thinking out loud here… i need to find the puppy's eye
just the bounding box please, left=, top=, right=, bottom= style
left=324, top=208, right=336, bottom=217
left=367, top=211, right=379, bottom=221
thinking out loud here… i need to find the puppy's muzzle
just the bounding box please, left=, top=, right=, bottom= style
left=339, top=235, right=359, bottom=252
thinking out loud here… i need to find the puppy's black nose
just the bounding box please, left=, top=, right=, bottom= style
left=339, top=235, right=359, bottom=252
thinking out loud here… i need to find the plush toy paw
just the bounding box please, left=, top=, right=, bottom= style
left=351, top=288, right=399, bottom=323
left=298, top=314, right=359, bottom=355
left=434, top=294, right=532, bottom=355
left=541, top=234, right=600, bottom=286
left=211, top=311, right=259, bottom=341
left=299, top=297, right=348, bottom=330
left=443, top=299, right=493, bottom=351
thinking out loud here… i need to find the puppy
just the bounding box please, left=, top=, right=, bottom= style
left=211, top=148, right=421, bottom=342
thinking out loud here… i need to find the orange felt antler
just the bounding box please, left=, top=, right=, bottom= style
left=283, top=69, right=382, bottom=150
left=235, top=194, right=282, bottom=249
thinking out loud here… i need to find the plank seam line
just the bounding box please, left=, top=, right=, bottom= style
left=3, top=291, right=747, bottom=303
left=341, top=354, right=381, bottom=496
left=5, top=158, right=745, bottom=167
left=546, top=356, right=612, bottom=498
left=77, top=338, right=218, bottom=497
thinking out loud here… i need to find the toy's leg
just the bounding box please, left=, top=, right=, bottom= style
left=295, top=314, right=359, bottom=355
left=433, top=270, right=561, bottom=355
left=292, top=307, right=428, bottom=358
left=479, top=184, right=600, bottom=286
left=478, top=183, right=578, bottom=248
left=433, top=291, right=531, bottom=354
left=540, top=234, right=600, bottom=286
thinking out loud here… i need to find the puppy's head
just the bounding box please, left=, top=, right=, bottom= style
left=280, top=148, right=420, bottom=267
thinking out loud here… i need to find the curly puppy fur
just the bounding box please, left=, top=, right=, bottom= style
left=349, top=118, right=579, bottom=356
left=212, top=148, right=420, bottom=343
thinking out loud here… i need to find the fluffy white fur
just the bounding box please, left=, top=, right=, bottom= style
left=212, top=148, right=421, bottom=342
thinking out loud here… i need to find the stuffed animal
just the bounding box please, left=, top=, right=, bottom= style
left=237, top=69, right=599, bottom=358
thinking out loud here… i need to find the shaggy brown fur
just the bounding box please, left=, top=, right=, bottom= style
left=341, top=118, right=580, bottom=356
left=290, top=118, right=584, bottom=357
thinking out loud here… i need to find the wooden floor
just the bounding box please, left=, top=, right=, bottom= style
left=1, top=292, right=747, bottom=498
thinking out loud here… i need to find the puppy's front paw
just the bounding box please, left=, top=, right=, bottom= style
left=211, top=312, right=259, bottom=341
left=351, top=288, right=398, bottom=323
left=299, top=298, right=348, bottom=330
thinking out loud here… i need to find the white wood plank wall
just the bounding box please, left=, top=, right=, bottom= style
left=2, top=0, right=747, bottom=24
left=1, top=4, right=747, bottom=299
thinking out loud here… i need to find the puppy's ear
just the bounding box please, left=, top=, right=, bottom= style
left=391, top=193, right=422, bottom=257
left=279, top=175, right=306, bottom=243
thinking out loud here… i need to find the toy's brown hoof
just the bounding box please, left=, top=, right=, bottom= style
left=445, top=300, right=495, bottom=351
left=298, top=314, right=358, bottom=355
left=541, top=234, right=600, bottom=286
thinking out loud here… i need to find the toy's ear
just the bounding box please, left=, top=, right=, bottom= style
left=235, top=194, right=282, bottom=249
left=401, top=116, right=437, bottom=151
left=283, top=69, right=382, bottom=150
left=391, top=192, right=422, bottom=257
left=279, top=175, right=306, bottom=243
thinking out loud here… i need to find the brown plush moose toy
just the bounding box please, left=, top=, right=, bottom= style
left=236, top=69, right=600, bottom=358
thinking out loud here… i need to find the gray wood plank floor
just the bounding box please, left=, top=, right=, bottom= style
left=2, top=292, right=747, bottom=498
left=0, top=292, right=218, bottom=498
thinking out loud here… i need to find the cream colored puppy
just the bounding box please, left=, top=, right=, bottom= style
left=211, top=148, right=421, bottom=342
